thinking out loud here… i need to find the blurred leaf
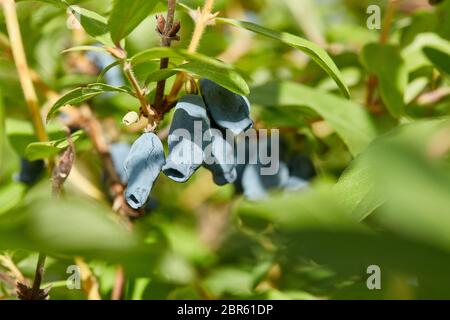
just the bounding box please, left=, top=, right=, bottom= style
left=160, top=224, right=213, bottom=264
left=132, top=47, right=249, bottom=95
left=370, top=123, right=450, bottom=252
left=405, top=77, right=429, bottom=105
left=216, top=18, right=350, bottom=99
left=0, top=183, right=25, bottom=216
left=25, top=130, right=84, bottom=161
left=402, top=33, right=450, bottom=73
left=5, top=119, right=63, bottom=156
left=334, top=119, right=449, bottom=222
left=333, top=152, right=384, bottom=221
left=423, top=47, right=450, bottom=75
left=203, top=267, right=253, bottom=297
left=250, top=82, right=377, bottom=156
left=108, top=0, right=160, bottom=45
left=361, top=43, right=407, bottom=118
left=68, top=5, right=114, bottom=46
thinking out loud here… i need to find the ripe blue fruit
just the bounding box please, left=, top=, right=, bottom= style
left=241, top=161, right=290, bottom=201
left=16, top=158, right=45, bottom=186
left=124, top=133, right=165, bottom=209
left=163, top=94, right=211, bottom=183
left=199, top=79, right=252, bottom=135
left=109, top=142, right=131, bottom=184
left=284, top=154, right=315, bottom=191
left=203, top=129, right=237, bottom=185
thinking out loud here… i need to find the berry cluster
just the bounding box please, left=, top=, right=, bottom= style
left=107, top=79, right=315, bottom=209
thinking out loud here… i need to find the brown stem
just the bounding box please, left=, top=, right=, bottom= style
left=154, top=0, right=178, bottom=112
left=30, top=253, right=46, bottom=299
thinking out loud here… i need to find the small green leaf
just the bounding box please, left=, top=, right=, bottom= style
left=361, top=43, right=408, bottom=118
left=132, top=47, right=250, bottom=95
left=250, top=82, right=377, bottom=156
left=46, top=84, right=133, bottom=121
left=46, top=88, right=102, bottom=121
left=108, top=0, right=160, bottom=44
left=216, top=18, right=350, bottom=99
left=25, top=130, right=84, bottom=161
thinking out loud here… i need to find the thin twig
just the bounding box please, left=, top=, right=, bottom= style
left=167, top=0, right=216, bottom=103
left=31, top=253, right=46, bottom=297
left=154, top=0, right=179, bottom=112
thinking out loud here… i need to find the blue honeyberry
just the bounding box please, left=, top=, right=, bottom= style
left=109, top=142, right=131, bottom=184
left=199, top=79, right=253, bottom=135
left=241, top=161, right=290, bottom=201
left=86, top=50, right=124, bottom=87
left=124, top=132, right=165, bottom=209
left=163, top=94, right=211, bottom=183
left=284, top=154, right=316, bottom=191
left=203, top=129, right=237, bottom=186
left=16, top=158, right=45, bottom=186
left=234, top=135, right=289, bottom=200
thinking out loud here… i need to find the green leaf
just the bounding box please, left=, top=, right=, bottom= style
left=0, top=183, right=25, bottom=217
left=216, top=18, right=350, bottom=99
left=402, top=33, right=450, bottom=74
left=250, top=82, right=377, bottom=156
left=361, top=43, right=408, bottom=118
left=68, top=5, right=114, bottom=46
left=25, top=130, right=84, bottom=161
left=46, top=83, right=133, bottom=121
left=132, top=47, right=250, bottom=95
left=5, top=119, right=65, bottom=156
left=333, top=118, right=449, bottom=222
left=423, top=46, right=450, bottom=75
left=333, top=153, right=385, bottom=221
left=108, top=0, right=160, bottom=44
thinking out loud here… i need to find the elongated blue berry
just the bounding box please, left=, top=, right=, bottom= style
left=124, top=133, right=165, bottom=209
left=199, top=79, right=252, bottom=135
left=203, top=129, right=237, bottom=185
left=109, top=142, right=131, bottom=184
left=163, top=95, right=210, bottom=182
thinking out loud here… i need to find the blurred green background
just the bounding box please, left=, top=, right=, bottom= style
left=1, top=0, right=450, bottom=300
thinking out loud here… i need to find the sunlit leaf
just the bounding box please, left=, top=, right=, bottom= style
left=216, top=18, right=350, bottom=99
